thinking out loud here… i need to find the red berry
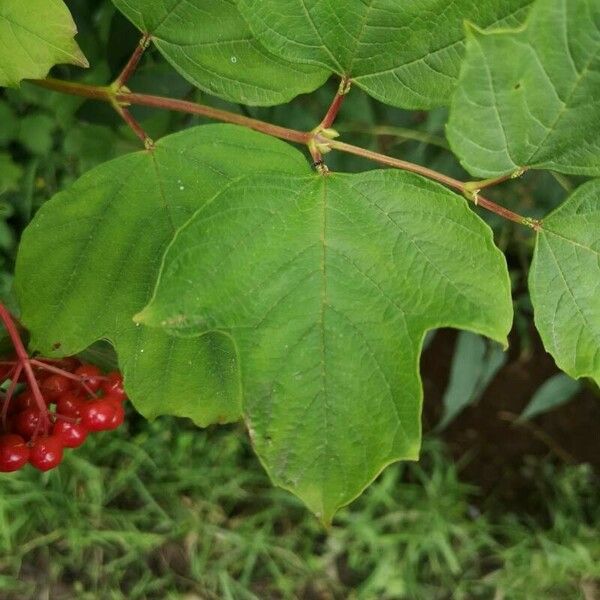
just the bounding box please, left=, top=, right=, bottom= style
left=75, top=364, right=103, bottom=392
left=0, top=434, right=29, bottom=472
left=14, top=408, right=42, bottom=439
left=53, top=420, right=88, bottom=448
left=29, top=436, right=64, bottom=471
left=80, top=399, right=117, bottom=432
left=56, top=392, right=85, bottom=417
left=13, top=390, right=37, bottom=412
left=40, top=373, right=73, bottom=401
left=106, top=399, right=125, bottom=430
left=101, top=372, right=126, bottom=401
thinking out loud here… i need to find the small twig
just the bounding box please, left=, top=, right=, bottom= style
left=328, top=139, right=540, bottom=229
left=319, top=76, right=351, bottom=130
left=30, top=359, right=99, bottom=397
left=114, top=33, right=151, bottom=90
left=119, top=91, right=310, bottom=145
left=464, top=171, right=525, bottom=194
left=27, top=77, right=540, bottom=229
left=1, top=363, right=21, bottom=430
left=0, top=304, right=49, bottom=432
left=113, top=104, right=154, bottom=149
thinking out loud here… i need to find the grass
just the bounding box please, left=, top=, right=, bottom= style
left=0, top=414, right=597, bottom=599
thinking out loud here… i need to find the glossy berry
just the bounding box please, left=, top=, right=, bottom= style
left=40, top=374, right=72, bottom=401
left=56, top=392, right=84, bottom=417
left=107, top=399, right=125, bottom=429
left=80, top=399, right=117, bottom=432
left=0, top=434, right=29, bottom=472
left=29, top=435, right=64, bottom=471
left=53, top=420, right=88, bottom=448
left=101, top=372, right=126, bottom=402
left=13, top=390, right=39, bottom=412
left=14, top=408, right=41, bottom=439
left=75, top=364, right=103, bottom=392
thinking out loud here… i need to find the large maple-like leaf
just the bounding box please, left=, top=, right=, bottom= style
left=138, top=169, right=513, bottom=521
left=0, top=0, right=88, bottom=87
left=236, top=0, right=532, bottom=109
left=112, top=0, right=328, bottom=105
left=530, top=179, right=600, bottom=387
left=15, top=125, right=311, bottom=426
left=447, top=0, right=600, bottom=177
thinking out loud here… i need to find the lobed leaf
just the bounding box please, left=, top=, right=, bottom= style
left=237, top=0, right=532, bottom=109
left=15, top=125, right=311, bottom=426
left=111, top=0, right=329, bottom=106
left=447, top=0, right=600, bottom=177
left=0, top=0, right=88, bottom=87
left=530, top=179, right=600, bottom=387
left=138, top=169, right=513, bottom=521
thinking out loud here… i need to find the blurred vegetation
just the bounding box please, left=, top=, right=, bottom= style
left=0, top=419, right=597, bottom=600
left=0, top=0, right=598, bottom=598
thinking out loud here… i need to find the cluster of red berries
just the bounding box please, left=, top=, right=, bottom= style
left=0, top=359, right=127, bottom=473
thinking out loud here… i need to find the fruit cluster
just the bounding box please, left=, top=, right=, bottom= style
left=0, top=359, right=127, bottom=472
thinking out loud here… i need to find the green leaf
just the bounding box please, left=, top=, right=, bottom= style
left=0, top=0, right=88, bottom=87
left=530, top=179, right=600, bottom=386
left=447, top=0, right=600, bottom=178
left=438, top=332, right=506, bottom=430
left=14, top=124, right=311, bottom=426
left=519, top=373, right=581, bottom=421
left=111, top=0, right=328, bottom=106
left=237, top=0, right=532, bottom=109
left=138, top=169, right=512, bottom=521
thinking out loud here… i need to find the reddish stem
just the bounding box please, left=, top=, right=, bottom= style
left=114, top=105, right=154, bottom=148
left=319, top=76, right=350, bottom=130
left=328, top=140, right=538, bottom=228
left=1, top=363, right=21, bottom=430
left=0, top=304, right=49, bottom=432
left=115, top=33, right=151, bottom=89
left=120, top=92, right=310, bottom=145
left=27, top=78, right=539, bottom=229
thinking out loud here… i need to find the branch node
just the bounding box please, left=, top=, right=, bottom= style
left=522, top=217, right=542, bottom=231
left=463, top=187, right=481, bottom=205
left=338, top=76, right=352, bottom=95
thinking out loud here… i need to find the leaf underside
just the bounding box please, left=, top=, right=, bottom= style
left=111, top=0, right=329, bottom=106
left=139, top=169, right=512, bottom=521
left=447, top=0, right=600, bottom=177
left=530, top=179, right=600, bottom=387
left=237, top=0, right=532, bottom=109
left=15, top=125, right=311, bottom=426
left=0, top=0, right=88, bottom=87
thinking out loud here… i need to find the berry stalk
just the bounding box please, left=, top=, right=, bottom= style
left=0, top=304, right=49, bottom=428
